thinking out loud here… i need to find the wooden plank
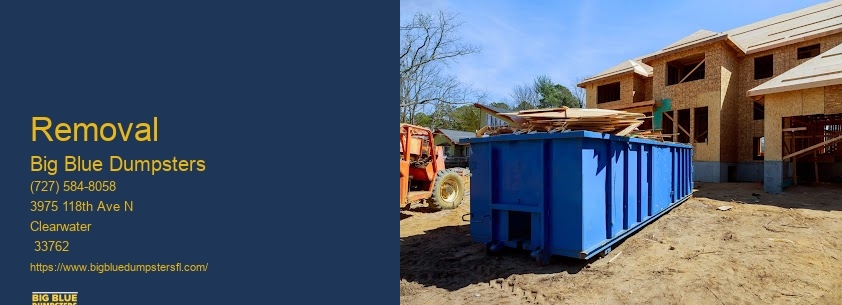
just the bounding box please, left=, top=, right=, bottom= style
left=518, top=109, right=635, bottom=118
left=600, top=100, right=656, bottom=110
left=783, top=134, right=842, bottom=159
left=517, top=107, right=568, bottom=114
left=695, top=130, right=708, bottom=142
left=782, top=127, right=806, bottom=132
left=616, top=122, right=643, bottom=136
left=662, top=111, right=690, bottom=141
left=677, top=124, right=691, bottom=140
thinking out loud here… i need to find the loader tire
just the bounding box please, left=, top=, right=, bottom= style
left=433, top=170, right=466, bottom=210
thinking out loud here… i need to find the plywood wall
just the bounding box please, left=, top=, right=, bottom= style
left=646, top=42, right=727, bottom=162
left=649, top=43, right=723, bottom=105
left=584, top=32, right=842, bottom=166
left=763, top=87, right=827, bottom=161
left=633, top=75, right=646, bottom=103
left=693, top=91, right=721, bottom=161
left=736, top=34, right=842, bottom=162
left=584, top=73, right=637, bottom=109
left=719, top=44, right=741, bottom=163
left=826, top=84, right=842, bottom=114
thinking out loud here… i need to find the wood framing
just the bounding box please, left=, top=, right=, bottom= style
left=782, top=133, right=842, bottom=159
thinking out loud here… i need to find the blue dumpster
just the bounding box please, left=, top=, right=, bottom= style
left=462, top=131, right=693, bottom=264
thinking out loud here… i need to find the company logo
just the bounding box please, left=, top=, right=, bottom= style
left=32, top=292, right=77, bottom=305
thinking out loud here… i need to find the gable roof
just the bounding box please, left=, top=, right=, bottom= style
left=725, top=1, right=842, bottom=55
left=434, top=129, right=475, bottom=144
left=747, top=42, right=842, bottom=96
left=664, top=29, right=723, bottom=50
left=611, top=1, right=842, bottom=67
left=578, top=59, right=653, bottom=86
left=640, top=29, right=729, bottom=63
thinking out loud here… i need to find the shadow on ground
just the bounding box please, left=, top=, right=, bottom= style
left=400, top=224, right=592, bottom=291
left=693, top=181, right=842, bottom=212
left=404, top=206, right=440, bottom=213
left=400, top=205, right=443, bottom=221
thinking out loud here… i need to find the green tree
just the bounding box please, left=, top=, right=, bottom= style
left=449, top=105, right=481, bottom=131
left=488, top=102, right=512, bottom=111
left=413, top=112, right=433, bottom=128
left=514, top=101, right=535, bottom=111
left=534, top=75, right=581, bottom=108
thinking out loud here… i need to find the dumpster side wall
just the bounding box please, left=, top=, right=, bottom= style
left=468, top=132, right=693, bottom=260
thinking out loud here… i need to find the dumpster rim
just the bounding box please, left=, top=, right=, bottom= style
left=462, top=130, right=692, bottom=149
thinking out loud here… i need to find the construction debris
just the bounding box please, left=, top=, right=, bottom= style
left=476, top=106, right=671, bottom=140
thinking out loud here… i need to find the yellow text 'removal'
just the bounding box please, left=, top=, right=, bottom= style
left=32, top=116, right=157, bottom=142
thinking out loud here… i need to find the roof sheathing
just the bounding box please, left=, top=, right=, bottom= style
left=725, top=1, right=842, bottom=55
left=578, top=60, right=653, bottom=87
left=639, top=30, right=728, bottom=63
left=587, top=1, right=842, bottom=80
left=747, top=43, right=842, bottom=96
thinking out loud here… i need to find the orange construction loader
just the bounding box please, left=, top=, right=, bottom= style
left=400, top=123, right=468, bottom=210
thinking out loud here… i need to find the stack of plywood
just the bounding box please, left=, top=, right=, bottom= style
left=477, top=107, right=667, bottom=140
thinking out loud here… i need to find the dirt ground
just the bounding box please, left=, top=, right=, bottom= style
left=400, top=182, right=842, bottom=305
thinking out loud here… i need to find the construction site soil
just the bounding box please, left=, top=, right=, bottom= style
left=400, top=182, right=842, bottom=305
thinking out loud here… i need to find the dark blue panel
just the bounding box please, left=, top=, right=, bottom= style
left=626, top=143, right=639, bottom=229
left=610, top=141, right=625, bottom=237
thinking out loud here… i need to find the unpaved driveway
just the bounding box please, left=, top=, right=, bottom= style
left=400, top=182, right=842, bottom=305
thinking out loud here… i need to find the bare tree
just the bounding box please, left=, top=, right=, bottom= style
left=570, top=76, right=587, bottom=108
left=510, top=83, right=538, bottom=109
left=400, top=10, right=482, bottom=124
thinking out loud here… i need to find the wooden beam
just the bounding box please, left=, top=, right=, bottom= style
left=662, top=111, right=690, bottom=141
left=786, top=135, right=826, bottom=139
left=616, top=122, right=643, bottom=136
left=782, top=127, right=806, bottom=132
left=600, top=100, right=656, bottom=110
left=783, top=134, right=842, bottom=159
left=672, top=111, right=691, bottom=142
left=679, top=59, right=705, bottom=84
left=677, top=124, right=691, bottom=142
left=695, top=130, right=708, bottom=142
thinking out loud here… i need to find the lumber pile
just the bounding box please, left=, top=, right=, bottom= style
left=476, top=107, right=670, bottom=140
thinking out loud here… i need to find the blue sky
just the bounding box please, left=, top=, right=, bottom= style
left=400, top=0, right=828, bottom=105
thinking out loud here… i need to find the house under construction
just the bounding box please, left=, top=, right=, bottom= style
left=576, top=0, right=842, bottom=193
